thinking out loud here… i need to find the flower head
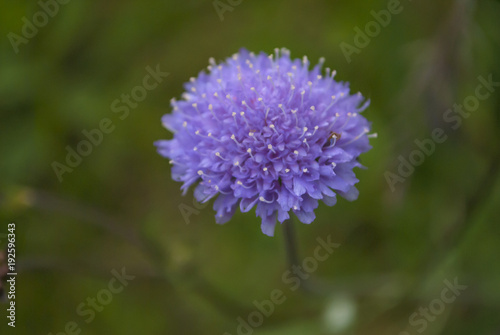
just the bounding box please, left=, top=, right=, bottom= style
left=156, top=48, right=375, bottom=236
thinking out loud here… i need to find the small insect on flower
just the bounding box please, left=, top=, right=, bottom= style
left=327, top=132, right=342, bottom=147
left=155, top=48, right=375, bottom=236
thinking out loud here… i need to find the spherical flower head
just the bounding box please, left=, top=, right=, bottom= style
left=155, top=48, right=375, bottom=236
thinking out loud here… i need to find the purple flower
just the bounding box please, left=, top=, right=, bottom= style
left=155, top=48, right=375, bottom=236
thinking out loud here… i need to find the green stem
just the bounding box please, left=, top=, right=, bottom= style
left=282, top=219, right=299, bottom=269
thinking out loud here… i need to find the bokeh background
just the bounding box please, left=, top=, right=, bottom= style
left=1, top=0, right=500, bottom=334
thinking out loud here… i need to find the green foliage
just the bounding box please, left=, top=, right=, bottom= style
left=1, top=0, right=499, bottom=334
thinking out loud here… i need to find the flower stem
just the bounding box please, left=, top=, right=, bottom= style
left=282, top=219, right=299, bottom=268
left=282, top=218, right=324, bottom=294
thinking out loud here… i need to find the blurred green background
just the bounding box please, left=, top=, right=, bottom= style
left=1, top=0, right=500, bottom=334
